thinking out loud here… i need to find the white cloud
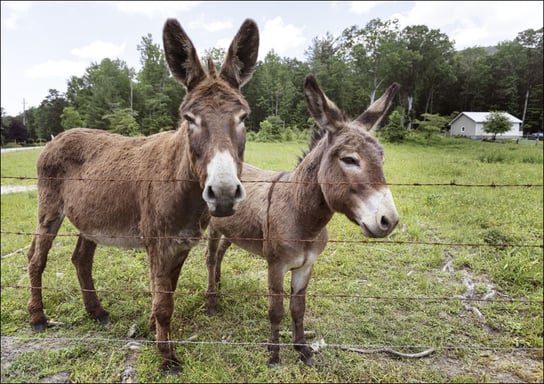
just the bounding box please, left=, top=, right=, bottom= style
left=71, top=40, right=127, bottom=60
left=214, top=38, right=231, bottom=51
left=391, top=1, right=543, bottom=49
left=25, top=60, right=89, bottom=79
left=349, top=1, right=389, bottom=15
left=1, top=1, right=31, bottom=30
left=115, top=1, right=201, bottom=18
left=203, top=20, right=233, bottom=32
left=260, top=17, right=306, bottom=59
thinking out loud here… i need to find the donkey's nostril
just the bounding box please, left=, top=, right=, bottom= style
left=380, top=216, right=391, bottom=230
left=206, top=186, right=216, bottom=200
left=234, top=184, right=243, bottom=200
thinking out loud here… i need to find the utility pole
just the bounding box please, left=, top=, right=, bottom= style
left=22, top=98, right=26, bottom=125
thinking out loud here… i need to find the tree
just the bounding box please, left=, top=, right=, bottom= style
left=135, top=34, right=179, bottom=135
left=414, top=113, right=448, bottom=144
left=1, top=116, right=28, bottom=144
left=339, top=19, right=402, bottom=107
left=397, top=25, right=456, bottom=127
left=103, top=108, right=140, bottom=136
left=256, top=115, right=284, bottom=142
left=515, top=28, right=543, bottom=133
left=61, top=106, right=84, bottom=130
left=483, top=111, right=511, bottom=140
left=379, top=109, right=406, bottom=142
left=67, top=58, right=133, bottom=131
left=34, top=89, right=68, bottom=140
left=305, top=33, right=353, bottom=113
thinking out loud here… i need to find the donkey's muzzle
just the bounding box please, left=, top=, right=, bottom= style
left=204, top=151, right=247, bottom=217
left=203, top=182, right=246, bottom=217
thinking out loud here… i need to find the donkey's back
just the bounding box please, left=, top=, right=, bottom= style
left=39, top=128, right=172, bottom=179
left=36, top=128, right=186, bottom=248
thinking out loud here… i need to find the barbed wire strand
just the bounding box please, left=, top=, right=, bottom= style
left=1, top=335, right=541, bottom=353
left=2, top=284, right=541, bottom=304
left=1, top=231, right=542, bottom=249
left=1, top=175, right=542, bottom=188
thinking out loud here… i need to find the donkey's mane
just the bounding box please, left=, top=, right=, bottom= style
left=297, top=124, right=328, bottom=165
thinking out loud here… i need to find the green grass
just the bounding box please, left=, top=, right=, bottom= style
left=1, top=135, right=542, bottom=382
left=1, top=148, right=42, bottom=186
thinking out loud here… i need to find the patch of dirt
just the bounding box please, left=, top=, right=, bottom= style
left=1, top=185, right=37, bottom=195
left=1, top=335, right=66, bottom=370
left=431, top=352, right=543, bottom=382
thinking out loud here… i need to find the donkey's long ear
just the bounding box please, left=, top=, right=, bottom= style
left=163, top=18, right=206, bottom=91
left=220, top=19, right=259, bottom=89
left=303, top=74, right=345, bottom=132
left=356, top=83, right=400, bottom=131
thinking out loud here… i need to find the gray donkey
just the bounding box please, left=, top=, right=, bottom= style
left=205, top=74, right=400, bottom=366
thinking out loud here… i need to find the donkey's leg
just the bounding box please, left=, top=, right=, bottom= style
left=27, top=211, right=64, bottom=332
left=71, top=236, right=109, bottom=324
left=148, top=247, right=189, bottom=372
left=205, top=227, right=221, bottom=315
left=215, top=236, right=232, bottom=285
left=290, top=264, right=315, bottom=365
left=205, top=228, right=232, bottom=315
left=267, top=262, right=286, bottom=367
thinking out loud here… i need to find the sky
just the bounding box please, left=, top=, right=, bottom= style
left=1, top=1, right=543, bottom=117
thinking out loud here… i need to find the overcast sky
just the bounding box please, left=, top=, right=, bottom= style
left=1, top=1, right=543, bottom=116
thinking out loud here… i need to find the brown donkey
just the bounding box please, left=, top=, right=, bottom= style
left=26, top=18, right=259, bottom=371
left=205, top=75, right=400, bottom=367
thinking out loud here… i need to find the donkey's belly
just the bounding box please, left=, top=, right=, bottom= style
left=60, top=175, right=142, bottom=246
left=79, top=228, right=144, bottom=248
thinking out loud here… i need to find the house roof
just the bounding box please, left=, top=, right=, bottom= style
left=449, top=112, right=522, bottom=125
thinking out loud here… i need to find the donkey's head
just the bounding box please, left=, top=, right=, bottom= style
left=163, top=19, right=259, bottom=217
left=303, top=75, right=400, bottom=238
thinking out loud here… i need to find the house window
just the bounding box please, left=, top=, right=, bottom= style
left=461, top=126, right=465, bottom=132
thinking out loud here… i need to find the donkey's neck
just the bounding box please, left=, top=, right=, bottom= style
left=282, top=139, right=334, bottom=235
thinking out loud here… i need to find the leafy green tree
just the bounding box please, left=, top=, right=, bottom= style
left=202, top=47, right=226, bottom=71
left=397, top=25, right=455, bottom=127
left=339, top=19, right=402, bottom=109
left=256, top=115, right=284, bottom=142
left=67, top=58, right=132, bottom=131
left=450, top=47, right=491, bottom=112
left=103, top=108, right=140, bottom=136
left=1, top=116, right=27, bottom=143
left=61, top=106, right=84, bottom=130
left=515, top=28, right=543, bottom=133
left=483, top=111, right=512, bottom=140
left=414, top=113, right=448, bottom=144
left=305, top=33, right=353, bottom=113
left=379, top=109, right=406, bottom=142
left=34, top=89, right=68, bottom=140
left=135, top=34, right=179, bottom=135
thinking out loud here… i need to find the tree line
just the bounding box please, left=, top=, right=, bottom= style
left=1, top=19, right=542, bottom=145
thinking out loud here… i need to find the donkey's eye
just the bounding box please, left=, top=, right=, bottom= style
left=340, top=156, right=360, bottom=167
left=237, top=113, right=248, bottom=128
left=184, top=114, right=199, bottom=130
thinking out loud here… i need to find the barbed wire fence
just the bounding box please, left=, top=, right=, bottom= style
left=1, top=175, right=542, bottom=359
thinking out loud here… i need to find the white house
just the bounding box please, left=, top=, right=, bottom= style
left=449, top=112, right=523, bottom=139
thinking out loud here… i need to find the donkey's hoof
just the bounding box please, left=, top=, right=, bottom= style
left=267, top=357, right=281, bottom=368
left=205, top=305, right=217, bottom=316
left=96, top=312, right=110, bottom=325
left=299, top=354, right=313, bottom=366
left=298, top=348, right=313, bottom=366
left=160, top=358, right=183, bottom=374
left=30, top=320, right=47, bottom=332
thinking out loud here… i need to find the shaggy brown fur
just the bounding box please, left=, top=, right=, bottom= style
left=26, top=18, right=259, bottom=372
left=205, top=75, right=400, bottom=366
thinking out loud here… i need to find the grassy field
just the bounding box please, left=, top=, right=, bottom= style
left=1, top=136, right=542, bottom=382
